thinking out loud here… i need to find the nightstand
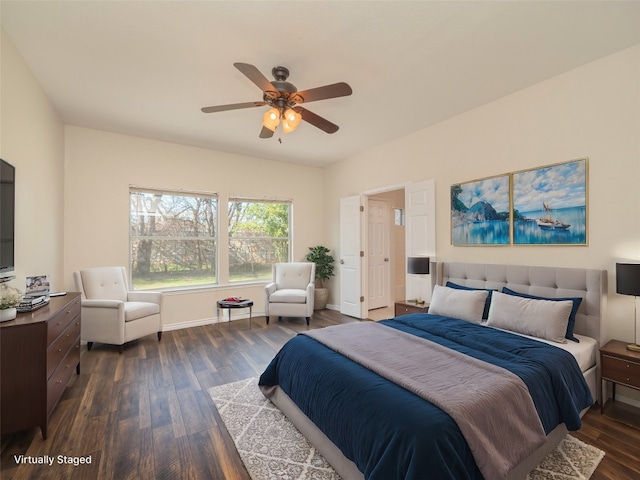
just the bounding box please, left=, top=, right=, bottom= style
left=394, top=300, right=429, bottom=317
left=599, top=339, right=640, bottom=413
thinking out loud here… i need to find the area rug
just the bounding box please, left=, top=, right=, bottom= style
left=209, top=377, right=605, bottom=480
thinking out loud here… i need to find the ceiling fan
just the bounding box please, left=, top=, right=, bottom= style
left=201, top=63, right=353, bottom=138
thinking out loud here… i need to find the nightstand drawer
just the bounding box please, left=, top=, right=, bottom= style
left=601, top=354, right=640, bottom=388
left=394, top=302, right=429, bottom=317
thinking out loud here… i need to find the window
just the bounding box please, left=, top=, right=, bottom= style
left=130, top=188, right=217, bottom=289
left=228, top=199, right=291, bottom=282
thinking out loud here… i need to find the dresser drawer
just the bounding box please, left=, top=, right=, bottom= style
left=46, top=342, right=80, bottom=415
left=47, top=318, right=81, bottom=379
left=601, top=354, right=640, bottom=389
left=47, top=298, right=81, bottom=345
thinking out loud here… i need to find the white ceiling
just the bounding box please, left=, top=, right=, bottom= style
left=2, top=1, right=639, bottom=167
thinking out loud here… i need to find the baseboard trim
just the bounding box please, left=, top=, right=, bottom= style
left=162, top=310, right=264, bottom=332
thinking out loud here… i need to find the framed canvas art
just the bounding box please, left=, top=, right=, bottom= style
left=512, top=158, right=588, bottom=245
left=451, top=174, right=511, bottom=245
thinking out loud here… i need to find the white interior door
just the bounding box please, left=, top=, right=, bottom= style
left=340, top=195, right=363, bottom=318
left=405, top=179, right=436, bottom=302
left=367, top=199, right=390, bottom=310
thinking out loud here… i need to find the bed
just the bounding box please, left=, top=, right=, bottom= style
left=258, top=262, right=606, bottom=480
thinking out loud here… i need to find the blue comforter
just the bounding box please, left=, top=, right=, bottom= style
left=259, top=314, right=593, bottom=480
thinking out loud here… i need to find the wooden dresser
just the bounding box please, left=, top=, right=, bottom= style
left=0, top=293, right=81, bottom=439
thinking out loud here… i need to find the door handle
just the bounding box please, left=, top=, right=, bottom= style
left=340, top=259, right=345, bottom=264
left=384, top=258, right=389, bottom=262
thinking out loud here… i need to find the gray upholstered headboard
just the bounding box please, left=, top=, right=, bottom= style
left=436, top=262, right=607, bottom=346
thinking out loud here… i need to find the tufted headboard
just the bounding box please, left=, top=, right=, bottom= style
left=436, top=262, right=607, bottom=346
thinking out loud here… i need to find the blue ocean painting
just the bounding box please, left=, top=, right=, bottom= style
left=513, top=159, right=587, bottom=245
left=451, top=175, right=510, bottom=245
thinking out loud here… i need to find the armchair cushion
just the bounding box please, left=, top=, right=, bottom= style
left=275, top=263, right=315, bottom=290
left=78, top=266, right=128, bottom=302
left=124, top=302, right=160, bottom=322
left=270, top=289, right=309, bottom=304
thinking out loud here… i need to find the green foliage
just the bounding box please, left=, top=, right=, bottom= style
left=306, top=246, right=335, bottom=288
left=451, top=184, right=468, bottom=212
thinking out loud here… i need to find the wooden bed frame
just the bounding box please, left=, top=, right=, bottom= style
left=264, top=262, right=607, bottom=480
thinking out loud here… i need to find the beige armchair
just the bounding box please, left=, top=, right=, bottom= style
left=73, top=266, right=163, bottom=353
left=265, top=262, right=315, bottom=325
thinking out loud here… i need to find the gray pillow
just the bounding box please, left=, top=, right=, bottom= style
left=429, top=285, right=489, bottom=324
left=486, top=291, right=573, bottom=343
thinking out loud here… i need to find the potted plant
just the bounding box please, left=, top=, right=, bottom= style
left=306, top=245, right=335, bottom=310
left=0, top=283, right=23, bottom=322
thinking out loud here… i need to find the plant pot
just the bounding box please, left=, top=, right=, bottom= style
left=0, top=307, right=17, bottom=322
left=314, top=288, right=329, bottom=310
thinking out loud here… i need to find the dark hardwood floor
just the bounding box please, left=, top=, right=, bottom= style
left=1, top=309, right=639, bottom=480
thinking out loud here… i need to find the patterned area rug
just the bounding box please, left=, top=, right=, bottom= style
left=209, top=378, right=604, bottom=480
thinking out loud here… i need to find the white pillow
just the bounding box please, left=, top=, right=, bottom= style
left=486, top=291, right=572, bottom=343
left=428, top=284, right=489, bottom=324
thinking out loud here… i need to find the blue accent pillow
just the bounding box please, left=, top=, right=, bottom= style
left=501, top=287, right=582, bottom=343
left=445, top=281, right=493, bottom=320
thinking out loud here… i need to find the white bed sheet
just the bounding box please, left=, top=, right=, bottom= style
left=531, top=333, right=597, bottom=373
left=487, top=325, right=597, bottom=373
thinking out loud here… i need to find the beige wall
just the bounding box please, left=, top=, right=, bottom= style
left=63, top=126, right=325, bottom=328
left=0, top=28, right=65, bottom=291
left=324, top=45, right=640, bottom=402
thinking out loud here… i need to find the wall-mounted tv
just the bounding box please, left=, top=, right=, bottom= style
left=0, top=159, right=16, bottom=279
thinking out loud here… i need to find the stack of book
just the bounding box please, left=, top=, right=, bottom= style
left=16, top=295, right=50, bottom=312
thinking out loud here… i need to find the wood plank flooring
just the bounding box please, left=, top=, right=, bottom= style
left=2, top=309, right=639, bottom=480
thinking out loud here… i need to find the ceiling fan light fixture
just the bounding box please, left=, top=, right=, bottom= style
left=282, top=108, right=302, bottom=133
left=262, top=107, right=280, bottom=131
left=284, top=108, right=302, bottom=126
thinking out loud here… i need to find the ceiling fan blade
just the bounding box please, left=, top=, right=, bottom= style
left=259, top=126, right=275, bottom=139
left=292, top=82, right=352, bottom=104
left=234, top=62, right=276, bottom=93
left=201, top=101, right=265, bottom=113
left=294, top=106, right=339, bottom=134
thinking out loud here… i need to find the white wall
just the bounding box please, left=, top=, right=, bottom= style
left=324, top=44, right=640, bottom=403
left=63, top=126, right=325, bottom=328
left=0, top=28, right=65, bottom=291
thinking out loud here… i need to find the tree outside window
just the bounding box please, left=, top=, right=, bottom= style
left=228, top=199, right=291, bottom=282
left=130, top=189, right=217, bottom=289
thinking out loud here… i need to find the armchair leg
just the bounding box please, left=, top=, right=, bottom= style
left=306, top=317, right=310, bottom=326
left=87, top=342, right=93, bottom=351
left=157, top=331, right=162, bottom=341
left=266, top=316, right=270, bottom=325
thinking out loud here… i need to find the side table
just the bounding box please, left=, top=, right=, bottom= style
left=217, top=299, right=254, bottom=328
left=394, top=300, right=429, bottom=317
left=599, top=339, right=640, bottom=413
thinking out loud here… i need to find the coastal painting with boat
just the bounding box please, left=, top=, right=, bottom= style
left=451, top=174, right=511, bottom=245
left=512, top=158, right=587, bottom=245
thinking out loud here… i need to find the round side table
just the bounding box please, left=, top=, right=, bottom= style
left=217, top=299, right=254, bottom=328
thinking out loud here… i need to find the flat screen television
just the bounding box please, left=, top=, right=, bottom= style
left=0, top=159, right=16, bottom=279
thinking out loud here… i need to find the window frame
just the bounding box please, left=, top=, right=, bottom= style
left=129, top=186, right=219, bottom=291
left=227, top=196, right=292, bottom=284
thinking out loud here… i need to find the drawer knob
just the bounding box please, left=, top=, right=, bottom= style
left=56, top=380, right=63, bottom=384
left=58, top=348, right=62, bottom=352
